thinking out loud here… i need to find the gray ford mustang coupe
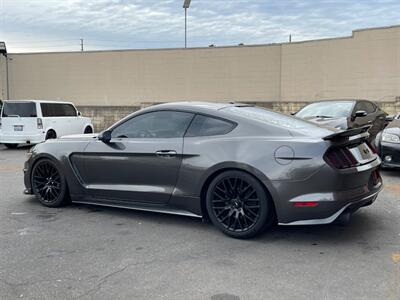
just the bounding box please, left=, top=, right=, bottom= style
left=24, top=102, right=383, bottom=238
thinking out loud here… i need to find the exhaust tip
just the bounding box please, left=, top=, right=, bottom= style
left=335, top=211, right=352, bottom=226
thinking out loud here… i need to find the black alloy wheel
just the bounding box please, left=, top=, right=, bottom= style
left=31, top=159, right=69, bottom=207
left=206, top=170, right=274, bottom=239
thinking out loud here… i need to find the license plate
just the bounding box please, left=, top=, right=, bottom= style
left=348, top=143, right=374, bottom=163
left=14, top=125, right=24, bottom=131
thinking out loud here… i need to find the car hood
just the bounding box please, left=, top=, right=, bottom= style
left=58, top=133, right=99, bottom=141
left=303, top=116, right=349, bottom=130
left=384, top=119, right=400, bottom=135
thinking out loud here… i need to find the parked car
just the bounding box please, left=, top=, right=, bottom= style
left=0, top=100, right=93, bottom=149
left=375, top=116, right=400, bottom=168
left=295, top=99, right=388, bottom=141
left=24, top=102, right=382, bottom=239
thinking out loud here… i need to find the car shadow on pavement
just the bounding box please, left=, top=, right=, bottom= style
left=25, top=197, right=381, bottom=246
left=0, top=144, right=33, bottom=151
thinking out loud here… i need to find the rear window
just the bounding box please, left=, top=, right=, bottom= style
left=2, top=102, right=37, bottom=117
left=41, top=103, right=77, bottom=117
left=223, top=106, right=316, bottom=129
left=185, top=115, right=236, bottom=137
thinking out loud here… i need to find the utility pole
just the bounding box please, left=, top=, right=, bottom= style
left=80, top=38, right=84, bottom=52
left=185, top=8, right=187, bottom=48
left=289, top=34, right=292, bottom=43
left=183, top=0, right=191, bottom=48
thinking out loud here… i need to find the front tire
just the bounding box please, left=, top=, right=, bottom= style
left=206, top=170, right=274, bottom=239
left=4, top=143, right=18, bottom=149
left=31, top=159, right=69, bottom=207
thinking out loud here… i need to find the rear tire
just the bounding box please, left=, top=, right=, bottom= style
left=4, top=143, right=18, bottom=149
left=31, top=159, right=70, bottom=207
left=84, top=126, right=93, bottom=134
left=45, top=130, right=57, bottom=140
left=206, top=170, right=274, bottom=239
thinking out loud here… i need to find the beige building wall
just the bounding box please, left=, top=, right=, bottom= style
left=0, top=55, right=6, bottom=101
left=6, top=45, right=281, bottom=105
left=281, top=26, right=400, bottom=102
left=2, top=25, right=400, bottom=107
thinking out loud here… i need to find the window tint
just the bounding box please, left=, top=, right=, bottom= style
left=357, top=101, right=375, bottom=114
left=41, top=103, right=77, bottom=117
left=2, top=102, right=37, bottom=117
left=62, top=104, right=78, bottom=116
left=295, top=101, right=354, bottom=118
left=185, top=115, right=236, bottom=137
left=112, top=111, right=194, bottom=138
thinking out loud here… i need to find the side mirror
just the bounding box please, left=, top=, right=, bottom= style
left=98, top=130, right=112, bottom=143
left=77, top=111, right=81, bottom=116
left=290, top=112, right=296, bottom=116
left=354, top=110, right=367, bottom=118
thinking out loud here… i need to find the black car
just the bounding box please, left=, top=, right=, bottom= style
left=295, top=99, right=388, bottom=141
left=376, top=115, right=400, bottom=168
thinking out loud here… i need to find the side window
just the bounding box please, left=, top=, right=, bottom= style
left=40, top=103, right=77, bottom=117
left=41, top=103, right=50, bottom=117
left=363, top=101, right=376, bottom=114
left=355, top=101, right=375, bottom=114
left=62, top=104, right=78, bottom=116
left=111, top=111, right=194, bottom=138
left=185, top=115, right=236, bottom=137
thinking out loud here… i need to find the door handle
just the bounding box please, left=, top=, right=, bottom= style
left=155, top=150, right=177, bottom=157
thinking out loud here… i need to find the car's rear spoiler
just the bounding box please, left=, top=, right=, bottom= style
left=323, top=125, right=371, bottom=141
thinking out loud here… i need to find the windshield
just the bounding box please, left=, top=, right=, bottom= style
left=2, top=102, right=37, bottom=117
left=296, top=101, right=354, bottom=118
left=223, top=106, right=317, bottom=129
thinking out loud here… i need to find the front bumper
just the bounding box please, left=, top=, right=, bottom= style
left=0, top=132, right=45, bottom=144
left=380, top=142, right=400, bottom=168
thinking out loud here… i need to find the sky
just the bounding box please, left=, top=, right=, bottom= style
left=0, top=0, right=399, bottom=53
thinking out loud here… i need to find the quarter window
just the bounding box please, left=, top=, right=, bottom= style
left=185, top=115, right=236, bottom=137
left=111, top=111, right=194, bottom=138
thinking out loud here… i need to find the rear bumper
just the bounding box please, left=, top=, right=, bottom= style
left=275, top=157, right=383, bottom=225
left=279, top=186, right=382, bottom=225
left=0, top=132, right=45, bottom=144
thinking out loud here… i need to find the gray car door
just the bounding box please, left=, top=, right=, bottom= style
left=75, top=110, right=194, bottom=204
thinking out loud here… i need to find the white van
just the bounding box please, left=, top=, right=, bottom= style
left=0, top=100, right=93, bottom=148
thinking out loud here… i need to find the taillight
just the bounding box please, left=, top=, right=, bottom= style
left=324, top=147, right=358, bottom=169
left=37, top=118, right=43, bottom=129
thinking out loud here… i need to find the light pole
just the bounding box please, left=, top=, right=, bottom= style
left=183, top=0, right=191, bottom=48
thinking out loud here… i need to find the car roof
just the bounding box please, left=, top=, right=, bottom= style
left=146, top=101, right=252, bottom=113
left=310, top=99, right=376, bottom=104
left=4, top=100, right=74, bottom=105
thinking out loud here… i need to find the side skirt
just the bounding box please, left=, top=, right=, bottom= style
left=72, top=200, right=202, bottom=218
